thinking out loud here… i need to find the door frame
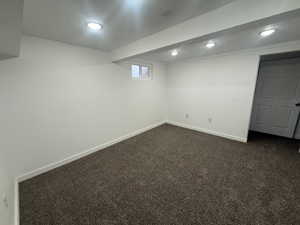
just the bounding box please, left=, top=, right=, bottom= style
left=246, top=50, right=300, bottom=142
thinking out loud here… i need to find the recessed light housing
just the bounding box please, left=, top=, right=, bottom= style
left=206, top=41, right=216, bottom=49
left=171, top=49, right=179, bottom=56
left=260, top=28, right=275, bottom=37
left=87, top=22, right=103, bottom=31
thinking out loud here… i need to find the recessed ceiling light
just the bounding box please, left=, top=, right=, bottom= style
left=87, top=22, right=103, bottom=31
left=171, top=49, right=179, bottom=56
left=260, top=29, right=275, bottom=37
left=206, top=41, right=216, bottom=49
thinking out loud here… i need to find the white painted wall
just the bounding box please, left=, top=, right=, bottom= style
left=0, top=159, right=14, bottom=225
left=0, top=0, right=23, bottom=59
left=166, top=41, right=300, bottom=142
left=0, top=36, right=167, bottom=225
left=167, top=54, right=259, bottom=142
left=1, top=35, right=300, bottom=225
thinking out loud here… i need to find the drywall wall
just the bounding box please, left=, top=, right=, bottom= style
left=0, top=158, right=14, bottom=225
left=1, top=36, right=300, bottom=225
left=166, top=41, right=300, bottom=142
left=0, top=0, right=23, bottom=59
left=0, top=36, right=167, bottom=224
left=167, top=54, right=259, bottom=142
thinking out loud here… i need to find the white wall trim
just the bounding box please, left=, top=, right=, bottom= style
left=16, top=121, right=166, bottom=183
left=14, top=179, right=19, bottom=225
left=13, top=119, right=246, bottom=225
left=13, top=120, right=245, bottom=225
left=167, top=121, right=247, bottom=143
left=14, top=122, right=167, bottom=225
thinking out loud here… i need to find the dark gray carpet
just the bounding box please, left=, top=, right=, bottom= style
left=20, top=124, right=300, bottom=225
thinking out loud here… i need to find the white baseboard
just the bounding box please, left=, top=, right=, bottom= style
left=167, top=121, right=247, bottom=143
left=13, top=120, right=245, bottom=225
left=14, top=121, right=166, bottom=225
left=14, top=179, right=19, bottom=225
left=16, top=121, right=166, bottom=183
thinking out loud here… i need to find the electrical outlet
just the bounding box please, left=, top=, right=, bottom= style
left=185, top=113, right=189, bottom=119
left=3, top=194, right=8, bottom=208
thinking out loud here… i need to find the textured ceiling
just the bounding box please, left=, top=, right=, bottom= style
left=22, top=0, right=236, bottom=51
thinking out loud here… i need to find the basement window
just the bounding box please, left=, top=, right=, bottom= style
left=131, top=64, right=152, bottom=80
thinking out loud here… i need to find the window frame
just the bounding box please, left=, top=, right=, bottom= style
left=131, top=63, right=153, bottom=80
